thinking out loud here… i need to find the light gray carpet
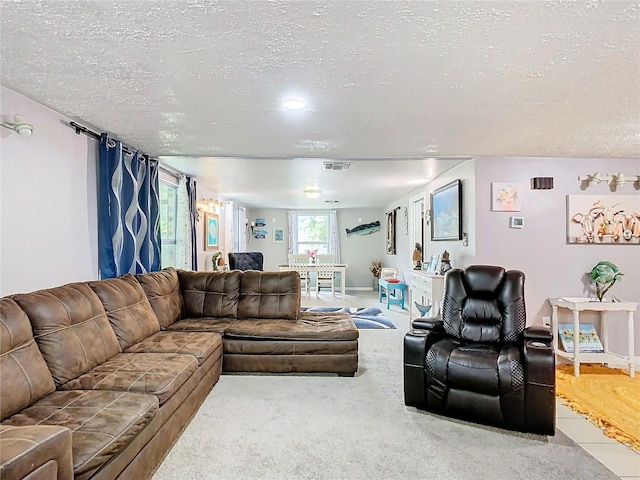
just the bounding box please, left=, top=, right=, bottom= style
left=152, top=316, right=617, bottom=480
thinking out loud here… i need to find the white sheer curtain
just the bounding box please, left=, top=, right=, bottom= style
left=175, top=175, right=194, bottom=269
left=329, top=210, right=341, bottom=263
left=287, top=210, right=298, bottom=254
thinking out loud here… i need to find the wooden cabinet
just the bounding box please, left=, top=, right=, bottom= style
left=407, top=271, right=445, bottom=321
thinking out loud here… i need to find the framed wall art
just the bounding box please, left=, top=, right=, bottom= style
left=204, top=212, right=219, bottom=250
left=492, top=183, right=522, bottom=212
left=386, top=209, right=396, bottom=254
left=431, top=179, right=462, bottom=241
left=567, top=195, right=640, bottom=244
left=273, top=227, right=284, bottom=243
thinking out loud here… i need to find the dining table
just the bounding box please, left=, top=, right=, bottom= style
left=278, top=263, right=348, bottom=297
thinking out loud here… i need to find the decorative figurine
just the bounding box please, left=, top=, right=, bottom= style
left=439, top=250, right=452, bottom=275
left=412, top=243, right=422, bottom=269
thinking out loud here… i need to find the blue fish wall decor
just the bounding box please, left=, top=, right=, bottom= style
left=346, top=220, right=381, bottom=236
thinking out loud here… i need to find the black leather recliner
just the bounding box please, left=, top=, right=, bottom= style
left=404, top=265, right=555, bottom=435
left=228, top=252, right=264, bottom=271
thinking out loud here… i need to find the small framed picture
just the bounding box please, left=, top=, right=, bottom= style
left=204, top=212, right=219, bottom=250
left=510, top=216, right=525, bottom=229
left=492, top=183, right=522, bottom=212
left=273, top=227, right=284, bottom=243
left=426, top=254, right=441, bottom=274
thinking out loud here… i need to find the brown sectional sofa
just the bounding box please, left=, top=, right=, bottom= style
left=0, top=269, right=358, bottom=480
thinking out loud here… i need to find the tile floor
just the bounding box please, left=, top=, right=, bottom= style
left=303, top=288, right=640, bottom=480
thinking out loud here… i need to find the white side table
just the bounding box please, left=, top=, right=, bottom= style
left=548, top=297, right=638, bottom=377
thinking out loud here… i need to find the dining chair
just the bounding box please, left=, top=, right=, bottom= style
left=315, top=254, right=336, bottom=297
left=288, top=253, right=310, bottom=297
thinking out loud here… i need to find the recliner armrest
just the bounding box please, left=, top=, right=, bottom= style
left=523, top=325, right=553, bottom=344
left=522, top=328, right=556, bottom=435
left=411, top=315, right=444, bottom=332
left=0, top=425, right=74, bottom=480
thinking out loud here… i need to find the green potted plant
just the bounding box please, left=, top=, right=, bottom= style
left=587, top=261, right=623, bottom=301
left=211, top=251, right=223, bottom=271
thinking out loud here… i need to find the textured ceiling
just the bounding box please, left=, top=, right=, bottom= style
left=1, top=1, right=639, bottom=208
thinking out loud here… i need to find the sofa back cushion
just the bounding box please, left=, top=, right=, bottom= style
left=178, top=270, right=241, bottom=319
left=13, top=283, right=121, bottom=388
left=136, top=268, right=183, bottom=329
left=88, top=274, right=161, bottom=350
left=0, top=298, right=56, bottom=420
left=238, top=271, right=300, bottom=320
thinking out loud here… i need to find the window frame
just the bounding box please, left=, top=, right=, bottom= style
left=159, top=178, right=178, bottom=267
left=295, top=211, right=330, bottom=255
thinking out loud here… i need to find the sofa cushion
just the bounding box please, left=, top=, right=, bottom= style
left=238, top=271, right=300, bottom=320
left=60, top=353, right=197, bottom=405
left=1, top=390, right=158, bottom=480
left=178, top=270, right=241, bottom=319
left=225, top=312, right=359, bottom=341
left=13, top=283, right=120, bottom=389
left=125, top=331, right=222, bottom=366
left=165, top=317, right=237, bottom=334
left=88, top=274, right=161, bottom=350
left=0, top=298, right=56, bottom=421
left=135, top=268, right=183, bottom=329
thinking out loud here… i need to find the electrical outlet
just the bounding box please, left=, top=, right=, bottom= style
left=542, top=316, right=551, bottom=328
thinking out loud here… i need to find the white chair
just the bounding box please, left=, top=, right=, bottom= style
left=288, top=253, right=310, bottom=297
left=315, top=254, right=336, bottom=297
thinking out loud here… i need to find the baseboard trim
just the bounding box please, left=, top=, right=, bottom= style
left=346, top=287, right=376, bottom=291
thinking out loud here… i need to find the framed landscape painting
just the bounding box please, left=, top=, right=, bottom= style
left=431, top=179, right=462, bottom=241
left=204, top=212, right=219, bottom=250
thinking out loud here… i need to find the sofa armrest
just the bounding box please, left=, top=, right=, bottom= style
left=0, top=425, right=73, bottom=480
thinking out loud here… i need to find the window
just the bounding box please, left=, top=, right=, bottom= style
left=159, top=180, right=178, bottom=267
left=296, top=212, right=329, bottom=254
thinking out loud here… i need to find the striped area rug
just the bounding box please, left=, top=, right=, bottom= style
left=300, top=307, right=396, bottom=329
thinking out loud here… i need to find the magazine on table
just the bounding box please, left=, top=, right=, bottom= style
left=557, top=323, right=604, bottom=353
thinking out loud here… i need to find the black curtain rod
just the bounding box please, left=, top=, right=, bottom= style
left=68, top=121, right=135, bottom=155
left=68, top=121, right=182, bottom=178
left=69, top=121, right=101, bottom=140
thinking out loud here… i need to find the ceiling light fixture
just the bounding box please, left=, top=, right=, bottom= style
left=284, top=99, right=305, bottom=110
left=304, top=188, right=321, bottom=199
left=196, top=198, right=224, bottom=221
left=1, top=114, right=33, bottom=135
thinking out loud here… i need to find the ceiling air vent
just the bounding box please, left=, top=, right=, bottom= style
left=323, top=162, right=351, bottom=171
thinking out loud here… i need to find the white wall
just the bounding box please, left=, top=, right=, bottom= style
left=1, top=87, right=99, bottom=295
left=386, top=160, right=477, bottom=284
left=244, top=207, right=386, bottom=288
left=473, top=156, right=640, bottom=354
left=244, top=208, right=289, bottom=271
left=338, top=208, right=386, bottom=288
left=194, top=183, right=227, bottom=272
